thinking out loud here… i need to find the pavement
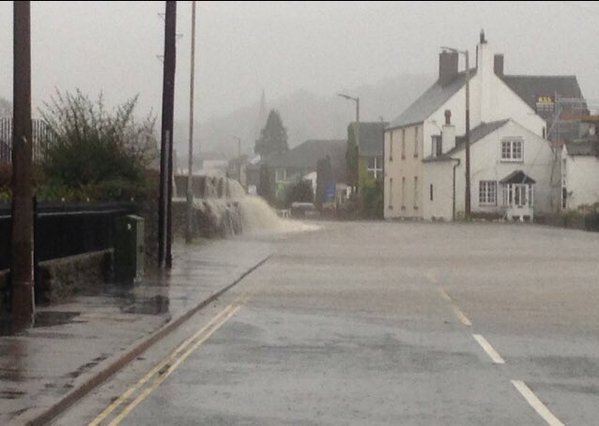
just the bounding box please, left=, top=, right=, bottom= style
left=0, top=237, right=273, bottom=426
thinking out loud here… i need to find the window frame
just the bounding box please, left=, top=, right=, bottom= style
left=367, top=156, right=383, bottom=179
left=501, top=137, right=524, bottom=162
left=414, top=127, right=419, bottom=158
left=413, top=176, right=419, bottom=209
left=401, top=176, right=406, bottom=210
left=479, top=180, right=497, bottom=206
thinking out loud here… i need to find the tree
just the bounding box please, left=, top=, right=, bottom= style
left=285, top=179, right=313, bottom=207
left=361, top=178, right=383, bottom=219
left=257, top=163, right=275, bottom=204
left=38, top=89, right=158, bottom=200
left=255, top=109, right=288, bottom=158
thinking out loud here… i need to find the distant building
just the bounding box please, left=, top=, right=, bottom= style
left=346, top=121, right=387, bottom=190
left=561, top=117, right=599, bottom=210
left=0, top=117, right=53, bottom=164
left=250, top=139, right=347, bottom=202
left=384, top=31, right=584, bottom=221
left=197, top=151, right=228, bottom=176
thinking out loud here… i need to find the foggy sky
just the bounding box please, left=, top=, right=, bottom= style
left=1, top=1, right=599, bottom=124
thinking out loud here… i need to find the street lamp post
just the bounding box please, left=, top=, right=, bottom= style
left=338, top=93, right=359, bottom=193
left=233, top=136, right=242, bottom=183
left=441, top=47, right=471, bottom=220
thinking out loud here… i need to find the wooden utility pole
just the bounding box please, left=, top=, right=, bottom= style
left=11, top=1, right=35, bottom=321
left=158, top=1, right=177, bottom=268
left=185, top=0, right=196, bottom=244
left=464, top=51, right=471, bottom=220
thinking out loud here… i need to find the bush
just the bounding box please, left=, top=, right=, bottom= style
left=285, top=180, right=314, bottom=207
left=361, top=179, right=383, bottom=219
left=38, top=89, right=158, bottom=201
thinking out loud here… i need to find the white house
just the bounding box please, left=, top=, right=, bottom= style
left=423, top=116, right=556, bottom=221
left=561, top=121, right=599, bottom=210
left=384, top=31, right=582, bottom=221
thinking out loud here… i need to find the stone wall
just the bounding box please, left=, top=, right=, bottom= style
left=36, top=249, right=113, bottom=305
left=172, top=199, right=243, bottom=239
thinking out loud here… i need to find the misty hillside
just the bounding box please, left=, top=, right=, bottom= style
left=173, top=73, right=434, bottom=160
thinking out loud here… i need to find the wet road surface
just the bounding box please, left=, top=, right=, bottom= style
left=55, top=222, right=599, bottom=425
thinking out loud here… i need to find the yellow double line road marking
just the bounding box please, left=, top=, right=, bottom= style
left=90, top=298, right=248, bottom=425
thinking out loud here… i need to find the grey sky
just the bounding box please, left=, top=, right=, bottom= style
left=1, top=1, right=599, bottom=123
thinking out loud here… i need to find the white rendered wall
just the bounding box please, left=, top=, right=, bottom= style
left=563, top=154, right=599, bottom=209
left=423, top=161, right=455, bottom=220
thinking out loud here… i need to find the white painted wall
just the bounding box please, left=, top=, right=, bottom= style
left=449, top=120, right=557, bottom=216
left=422, top=40, right=545, bottom=160
left=562, top=152, right=599, bottom=209
left=423, top=160, right=455, bottom=220
left=478, top=41, right=546, bottom=137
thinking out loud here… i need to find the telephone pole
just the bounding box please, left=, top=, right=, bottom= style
left=441, top=46, right=471, bottom=219
left=11, top=1, right=35, bottom=321
left=158, top=1, right=177, bottom=268
left=185, top=0, right=196, bottom=244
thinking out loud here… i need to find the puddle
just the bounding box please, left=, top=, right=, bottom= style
left=120, top=294, right=170, bottom=315
left=33, top=311, right=84, bottom=328
left=0, top=389, right=26, bottom=400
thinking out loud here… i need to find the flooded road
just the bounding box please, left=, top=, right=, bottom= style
left=55, top=221, right=599, bottom=425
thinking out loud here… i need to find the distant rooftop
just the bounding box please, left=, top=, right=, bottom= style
left=266, top=139, right=345, bottom=170
left=387, top=70, right=475, bottom=131
left=348, top=121, right=387, bottom=157
left=501, top=75, right=584, bottom=114
left=447, top=119, right=510, bottom=155
left=564, top=138, right=599, bottom=156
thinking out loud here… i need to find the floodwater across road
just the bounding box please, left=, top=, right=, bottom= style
left=55, top=221, right=599, bottom=425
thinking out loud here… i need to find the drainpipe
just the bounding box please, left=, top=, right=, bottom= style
left=452, top=158, right=461, bottom=221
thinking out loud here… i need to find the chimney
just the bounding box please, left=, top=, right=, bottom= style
left=494, top=54, right=504, bottom=77
left=442, top=109, right=456, bottom=152
left=438, top=50, right=459, bottom=87
left=444, top=109, right=451, bottom=125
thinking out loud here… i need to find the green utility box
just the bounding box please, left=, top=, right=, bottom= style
left=114, top=215, right=144, bottom=283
